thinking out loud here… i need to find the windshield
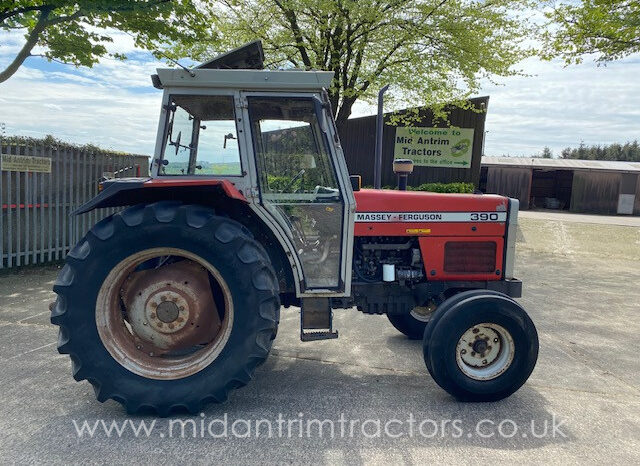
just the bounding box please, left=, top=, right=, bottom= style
left=159, top=94, right=241, bottom=176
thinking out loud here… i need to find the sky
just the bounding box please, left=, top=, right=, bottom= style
left=1, top=29, right=639, bottom=158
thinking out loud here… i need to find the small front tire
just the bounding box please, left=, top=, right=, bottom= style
left=424, top=293, right=538, bottom=402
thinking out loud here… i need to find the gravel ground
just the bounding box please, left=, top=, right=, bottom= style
left=0, top=216, right=639, bottom=464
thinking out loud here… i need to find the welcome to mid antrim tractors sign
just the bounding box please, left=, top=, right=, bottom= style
left=393, top=126, right=475, bottom=169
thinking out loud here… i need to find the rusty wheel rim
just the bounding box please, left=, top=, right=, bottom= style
left=96, top=248, right=234, bottom=380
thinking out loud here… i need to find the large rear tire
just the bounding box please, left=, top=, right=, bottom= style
left=51, top=202, right=280, bottom=416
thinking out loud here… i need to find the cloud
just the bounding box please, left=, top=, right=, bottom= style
left=0, top=29, right=166, bottom=154
left=481, top=55, right=640, bottom=156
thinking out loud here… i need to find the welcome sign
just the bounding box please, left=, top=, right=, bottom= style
left=393, top=127, right=475, bottom=169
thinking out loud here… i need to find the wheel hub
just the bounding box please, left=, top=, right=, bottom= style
left=121, top=260, right=221, bottom=351
left=147, top=291, right=189, bottom=333
left=456, top=323, right=515, bottom=380
left=156, top=301, right=179, bottom=323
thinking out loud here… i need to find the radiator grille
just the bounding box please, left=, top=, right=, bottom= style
left=444, top=241, right=497, bottom=273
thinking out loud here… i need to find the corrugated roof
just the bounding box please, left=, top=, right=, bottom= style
left=482, top=156, right=640, bottom=173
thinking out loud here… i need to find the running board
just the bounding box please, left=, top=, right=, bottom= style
left=300, top=298, right=338, bottom=341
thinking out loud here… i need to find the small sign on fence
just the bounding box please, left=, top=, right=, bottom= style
left=1, top=153, right=52, bottom=173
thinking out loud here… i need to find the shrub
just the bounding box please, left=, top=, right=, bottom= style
left=408, top=182, right=475, bottom=193
left=369, top=182, right=475, bottom=193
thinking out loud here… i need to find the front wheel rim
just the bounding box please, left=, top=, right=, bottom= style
left=455, top=322, right=515, bottom=381
left=410, top=299, right=439, bottom=322
left=95, top=248, right=234, bottom=380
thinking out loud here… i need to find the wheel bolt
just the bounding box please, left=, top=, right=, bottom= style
left=177, top=317, right=184, bottom=323
left=150, top=302, right=158, bottom=308
left=168, top=323, right=174, bottom=329
left=482, top=359, right=488, bottom=365
left=472, top=328, right=479, bottom=334
left=150, top=313, right=157, bottom=319
left=461, top=349, right=467, bottom=354
left=471, top=351, right=476, bottom=356
left=179, top=306, right=185, bottom=311
left=468, top=342, right=473, bottom=347
left=487, top=346, right=492, bottom=351
left=161, top=296, right=167, bottom=301
left=480, top=352, right=485, bottom=358
left=494, top=338, right=499, bottom=343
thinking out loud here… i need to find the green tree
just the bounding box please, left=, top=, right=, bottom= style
left=0, top=1, right=213, bottom=83
left=540, top=146, right=553, bottom=158
left=561, top=140, right=640, bottom=161
left=171, top=0, right=540, bottom=132
left=544, top=0, right=640, bottom=63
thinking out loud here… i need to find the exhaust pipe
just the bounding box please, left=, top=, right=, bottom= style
left=373, top=84, right=389, bottom=189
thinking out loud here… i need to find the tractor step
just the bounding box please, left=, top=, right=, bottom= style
left=300, top=298, right=338, bottom=341
left=300, top=330, right=339, bottom=342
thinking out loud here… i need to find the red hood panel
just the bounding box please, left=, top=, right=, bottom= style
left=354, top=189, right=508, bottom=213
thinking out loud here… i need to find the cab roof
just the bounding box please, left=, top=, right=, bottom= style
left=153, top=40, right=334, bottom=91
left=155, top=68, right=334, bottom=91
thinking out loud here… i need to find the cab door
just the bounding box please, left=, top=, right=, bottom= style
left=240, top=93, right=355, bottom=295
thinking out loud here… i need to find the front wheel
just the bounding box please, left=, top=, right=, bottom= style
left=424, top=293, right=538, bottom=401
left=386, top=299, right=439, bottom=339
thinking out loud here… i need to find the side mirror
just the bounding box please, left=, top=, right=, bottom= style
left=174, top=131, right=182, bottom=155
left=223, top=133, right=236, bottom=149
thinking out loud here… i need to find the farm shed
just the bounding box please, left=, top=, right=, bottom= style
left=480, top=157, right=640, bottom=215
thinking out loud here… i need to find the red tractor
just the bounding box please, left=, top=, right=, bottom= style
left=51, top=42, right=538, bottom=415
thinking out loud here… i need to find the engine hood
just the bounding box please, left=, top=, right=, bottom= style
left=354, top=189, right=509, bottom=213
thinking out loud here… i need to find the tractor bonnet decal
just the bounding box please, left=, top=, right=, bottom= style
left=355, top=212, right=507, bottom=222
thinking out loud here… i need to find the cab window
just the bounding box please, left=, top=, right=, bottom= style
left=160, top=95, right=241, bottom=176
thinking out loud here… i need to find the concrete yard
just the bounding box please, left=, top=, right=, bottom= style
left=1, top=216, right=639, bottom=464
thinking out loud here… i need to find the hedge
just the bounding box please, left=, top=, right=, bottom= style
left=372, top=182, right=475, bottom=193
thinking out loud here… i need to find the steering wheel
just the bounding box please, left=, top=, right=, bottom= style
left=281, top=169, right=305, bottom=193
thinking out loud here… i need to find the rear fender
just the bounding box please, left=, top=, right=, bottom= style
left=73, top=178, right=296, bottom=294
left=73, top=178, right=247, bottom=215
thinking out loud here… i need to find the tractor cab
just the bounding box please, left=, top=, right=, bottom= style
left=150, top=42, right=356, bottom=297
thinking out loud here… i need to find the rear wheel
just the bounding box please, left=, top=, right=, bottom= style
left=51, top=202, right=280, bottom=415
